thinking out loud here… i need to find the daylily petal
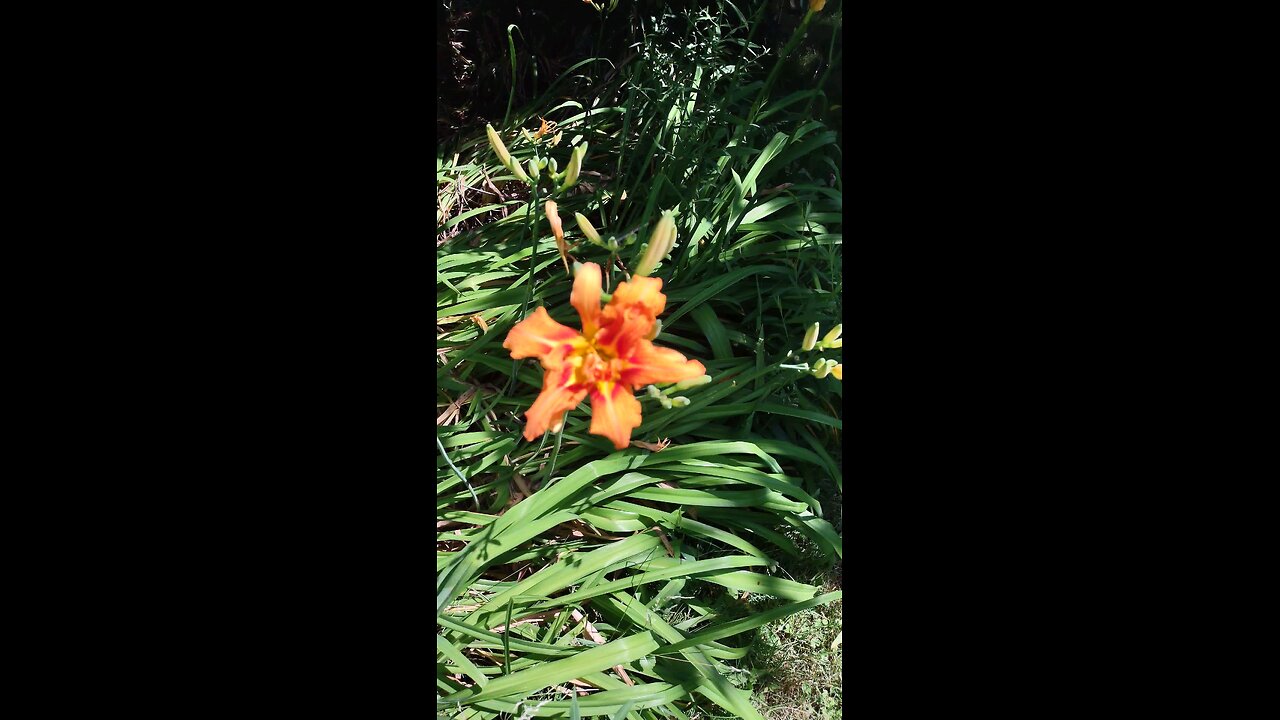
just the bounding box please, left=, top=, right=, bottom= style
left=571, top=262, right=602, bottom=339
left=594, top=301, right=655, bottom=358
left=605, top=276, right=666, bottom=320
left=588, top=381, right=643, bottom=450
left=524, top=364, right=589, bottom=441
left=619, top=339, right=706, bottom=389
left=504, top=306, right=586, bottom=369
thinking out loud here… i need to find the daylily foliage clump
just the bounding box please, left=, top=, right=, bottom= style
left=504, top=263, right=705, bottom=449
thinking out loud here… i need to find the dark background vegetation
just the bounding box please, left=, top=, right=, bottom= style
left=438, top=0, right=841, bottom=151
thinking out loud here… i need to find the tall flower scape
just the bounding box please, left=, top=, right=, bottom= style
left=504, top=263, right=704, bottom=449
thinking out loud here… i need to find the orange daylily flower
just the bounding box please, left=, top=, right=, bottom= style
left=503, top=263, right=705, bottom=449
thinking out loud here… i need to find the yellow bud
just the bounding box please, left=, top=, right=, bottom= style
left=809, top=0, right=826, bottom=12
left=801, top=322, right=820, bottom=352
left=486, top=123, right=528, bottom=182
left=575, top=212, right=603, bottom=246
left=634, top=210, right=677, bottom=277
left=830, top=363, right=842, bottom=381
left=822, top=324, right=842, bottom=345
left=829, top=338, right=842, bottom=348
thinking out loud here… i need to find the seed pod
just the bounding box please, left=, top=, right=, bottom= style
left=801, top=322, right=820, bottom=352
left=575, top=212, right=603, bottom=246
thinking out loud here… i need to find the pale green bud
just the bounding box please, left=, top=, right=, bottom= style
left=645, top=318, right=662, bottom=341
left=527, top=157, right=540, bottom=180
left=559, top=143, right=587, bottom=191
left=801, top=322, right=820, bottom=352
left=548, top=157, right=559, bottom=176
left=822, top=324, right=842, bottom=345
left=659, top=396, right=673, bottom=409
left=646, top=385, right=662, bottom=398
left=673, top=374, right=712, bottom=391
left=486, top=123, right=529, bottom=182
left=670, top=396, right=691, bottom=407
left=634, top=210, right=677, bottom=277
left=811, top=358, right=831, bottom=379
left=575, top=212, right=603, bottom=246
left=828, top=338, right=842, bottom=348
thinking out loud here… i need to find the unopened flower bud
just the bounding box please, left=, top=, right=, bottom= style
left=634, top=210, right=677, bottom=277
left=546, top=200, right=570, bottom=274
left=809, top=0, right=826, bottom=12
left=548, top=157, right=559, bottom=176
left=801, top=323, right=820, bottom=352
left=645, top=318, right=662, bottom=340
left=559, top=143, right=587, bottom=191
left=811, top=358, right=831, bottom=379
left=829, top=363, right=842, bottom=381
left=822, top=324, right=842, bottom=345
left=659, top=396, right=673, bottom=409
left=646, top=385, right=662, bottom=398
left=486, top=123, right=529, bottom=182
left=528, top=157, right=540, bottom=180
left=673, top=374, right=712, bottom=391
left=670, top=396, right=690, bottom=407
left=575, top=212, right=603, bottom=246
left=828, top=338, right=843, bottom=348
